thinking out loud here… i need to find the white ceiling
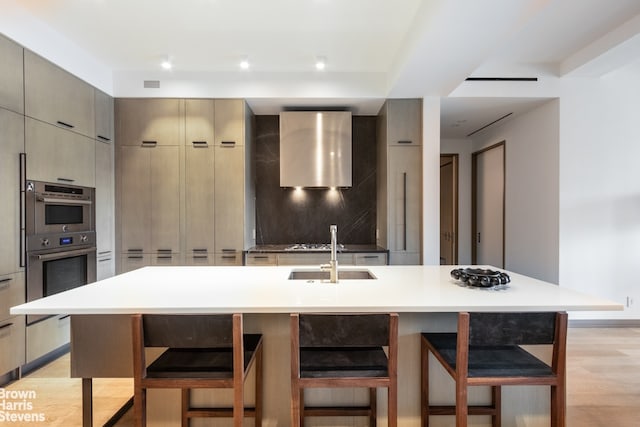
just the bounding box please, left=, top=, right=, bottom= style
left=4, top=0, right=640, bottom=137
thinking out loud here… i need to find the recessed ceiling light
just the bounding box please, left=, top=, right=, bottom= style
left=315, top=56, right=326, bottom=71
left=240, top=57, right=250, bottom=70
left=161, top=55, right=172, bottom=70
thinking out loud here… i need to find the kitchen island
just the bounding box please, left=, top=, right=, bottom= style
left=11, top=265, right=622, bottom=427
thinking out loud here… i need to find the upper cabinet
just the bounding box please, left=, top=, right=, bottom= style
left=115, top=98, right=183, bottom=146
left=385, top=99, right=422, bottom=146
left=25, top=117, right=96, bottom=187
left=24, top=50, right=95, bottom=139
left=0, top=34, right=24, bottom=114
left=95, top=89, right=114, bottom=143
left=185, top=99, right=215, bottom=146
left=214, top=99, right=245, bottom=146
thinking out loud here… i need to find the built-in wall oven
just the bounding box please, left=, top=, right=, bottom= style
left=25, top=181, right=96, bottom=325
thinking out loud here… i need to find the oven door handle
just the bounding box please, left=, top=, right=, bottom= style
left=32, top=247, right=96, bottom=261
left=36, top=196, right=93, bottom=205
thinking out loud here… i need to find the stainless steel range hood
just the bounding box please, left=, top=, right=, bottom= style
left=279, top=111, right=352, bottom=188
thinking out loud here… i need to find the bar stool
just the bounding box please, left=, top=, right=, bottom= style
left=421, top=311, right=567, bottom=427
left=290, top=313, right=398, bottom=427
left=131, top=313, right=263, bottom=427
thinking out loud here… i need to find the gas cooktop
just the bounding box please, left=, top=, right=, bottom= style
left=284, top=243, right=345, bottom=251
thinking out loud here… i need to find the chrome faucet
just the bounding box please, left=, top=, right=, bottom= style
left=320, top=224, right=338, bottom=283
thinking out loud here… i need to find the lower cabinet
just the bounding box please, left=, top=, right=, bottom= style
left=245, top=253, right=277, bottom=266
left=354, top=253, right=388, bottom=266
left=120, top=254, right=150, bottom=273
left=96, top=252, right=116, bottom=281
left=26, top=315, right=70, bottom=364
left=214, top=252, right=243, bottom=266
left=0, top=317, right=25, bottom=376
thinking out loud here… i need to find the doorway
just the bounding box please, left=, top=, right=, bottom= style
left=472, top=141, right=505, bottom=268
left=440, top=154, right=458, bottom=264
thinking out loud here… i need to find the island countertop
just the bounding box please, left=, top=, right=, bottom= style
left=10, top=265, right=622, bottom=315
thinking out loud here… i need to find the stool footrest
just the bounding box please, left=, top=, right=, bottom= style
left=304, top=406, right=374, bottom=417
left=185, top=407, right=257, bottom=418
left=428, top=405, right=498, bottom=416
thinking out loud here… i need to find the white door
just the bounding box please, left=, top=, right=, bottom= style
left=474, top=143, right=504, bottom=268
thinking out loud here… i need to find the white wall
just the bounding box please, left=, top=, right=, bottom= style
left=559, top=68, right=640, bottom=319
left=471, top=100, right=560, bottom=284
left=440, top=138, right=473, bottom=264
left=422, top=97, right=441, bottom=265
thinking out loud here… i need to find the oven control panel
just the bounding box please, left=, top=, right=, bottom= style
left=28, top=231, right=96, bottom=252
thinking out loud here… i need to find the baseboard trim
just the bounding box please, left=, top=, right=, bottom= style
left=569, top=319, right=640, bottom=328
left=21, top=344, right=70, bottom=376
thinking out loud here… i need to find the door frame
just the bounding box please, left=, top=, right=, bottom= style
left=471, top=141, right=505, bottom=266
left=440, top=153, right=459, bottom=264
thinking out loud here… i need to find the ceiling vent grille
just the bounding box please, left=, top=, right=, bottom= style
left=465, top=77, right=538, bottom=82
left=143, top=80, right=160, bottom=88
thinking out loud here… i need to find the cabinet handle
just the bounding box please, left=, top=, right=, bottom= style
left=222, top=255, right=237, bottom=260
left=59, top=315, right=70, bottom=321
left=157, top=256, right=172, bottom=259
left=192, top=248, right=208, bottom=253
left=128, top=248, right=144, bottom=252
left=220, top=141, right=236, bottom=146
left=0, top=322, right=13, bottom=331
left=398, top=140, right=412, bottom=144
left=157, top=249, right=172, bottom=253
left=252, top=255, right=269, bottom=259
left=98, top=258, right=112, bottom=262
left=57, top=120, right=75, bottom=129
left=57, top=177, right=75, bottom=183
left=141, top=141, right=157, bottom=147
left=403, top=172, right=407, bottom=251
left=97, top=135, right=111, bottom=142
left=363, top=255, right=379, bottom=259
left=192, top=141, right=208, bottom=147
left=19, top=153, right=26, bottom=268
left=98, top=251, right=111, bottom=255
left=127, top=255, right=144, bottom=260
left=193, top=255, right=209, bottom=259
left=221, top=249, right=236, bottom=253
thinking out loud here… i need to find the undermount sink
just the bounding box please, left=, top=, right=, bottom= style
left=288, top=268, right=377, bottom=281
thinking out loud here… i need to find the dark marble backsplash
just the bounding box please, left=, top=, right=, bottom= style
left=254, top=115, right=377, bottom=245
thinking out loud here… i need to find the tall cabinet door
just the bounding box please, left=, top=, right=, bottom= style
left=0, top=109, right=24, bottom=274
left=388, top=145, right=422, bottom=264
left=0, top=34, right=24, bottom=114
left=150, top=146, right=181, bottom=254
left=119, top=146, right=151, bottom=253
left=185, top=143, right=215, bottom=257
left=214, top=144, right=244, bottom=253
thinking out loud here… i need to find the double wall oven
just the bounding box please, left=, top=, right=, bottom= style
left=25, top=181, right=96, bottom=325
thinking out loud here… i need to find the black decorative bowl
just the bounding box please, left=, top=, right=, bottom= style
left=450, top=268, right=510, bottom=288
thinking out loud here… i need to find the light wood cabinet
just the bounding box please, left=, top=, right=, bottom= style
left=386, top=98, right=422, bottom=146
left=118, top=145, right=181, bottom=256
left=0, top=272, right=25, bottom=322
left=0, top=316, right=25, bottom=376
left=26, top=315, right=70, bottom=364
left=214, top=99, right=244, bottom=145
left=185, top=101, right=216, bottom=256
left=95, top=89, right=114, bottom=142
left=377, top=100, right=422, bottom=265
left=96, top=136, right=115, bottom=280
left=245, top=254, right=278, bottom=266
left=115, top=98, right=183, bottom=146
left=214, top=144, right=244, bottom=253
left=0, top=109, right=24, bottom=275
left=0, top=34, right=24, bottom=114
left=24, top=50, right=95, bottom=138
left=119, top=253, right=150, bottom=273
left=25, top=117, right=95, bottom=186
left=354, top=253, right=388, bottom=265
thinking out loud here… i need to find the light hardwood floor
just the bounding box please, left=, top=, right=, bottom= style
left=3, top=327, right=639, bottom=426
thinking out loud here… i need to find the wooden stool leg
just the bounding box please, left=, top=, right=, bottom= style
left=181, top=389, right=189, bottom=427
left=492, top=386, right=501, bottom=427
left=369, top=388, right=377, bottom=427
left=133, top=386, right=146, bottom=427
left=255, top=344, right=263, bottom=427
left=455, top=380, right=468, bottom=427
left=421, top=338, right=430, bottom=427
left=551, top=384, right=566, bottom=427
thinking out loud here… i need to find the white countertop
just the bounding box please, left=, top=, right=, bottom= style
left=10, top=265, right=622, bottom=315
